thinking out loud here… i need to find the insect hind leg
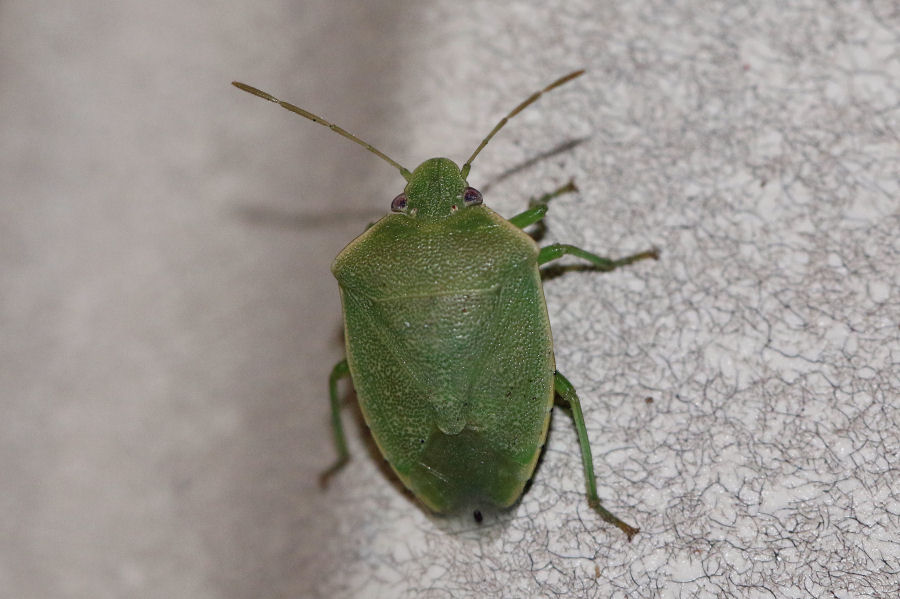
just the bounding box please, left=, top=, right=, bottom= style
left=554, top=370, right=639, bottom=540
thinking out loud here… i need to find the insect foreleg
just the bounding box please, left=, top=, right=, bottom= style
left=508, top=179, right=578, bottom=229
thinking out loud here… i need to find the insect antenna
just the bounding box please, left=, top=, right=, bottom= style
left=232, top=82, right=412, bottom=181
left=460, top=70, right=585, bottom=179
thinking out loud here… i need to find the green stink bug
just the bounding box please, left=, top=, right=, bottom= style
left=233, top=71, right=657, bottom=540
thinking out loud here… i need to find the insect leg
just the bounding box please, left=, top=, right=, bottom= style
left=508, top=179, right=578, bottom=229
left=554, top=371, right=639, bottom=541
left=319, top=358, right=352, bottom=488
left=538, top=243, right=659, bottom=269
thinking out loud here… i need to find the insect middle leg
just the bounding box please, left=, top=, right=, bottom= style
left=509, top=180, right=659, bottom=269
left=508, top=179, right=578, bottom=229
left=554, top=370, right=640, bottom=540
left=319, top=358, right=351, bottom=488
left=538, top=243, right=659, bottom=270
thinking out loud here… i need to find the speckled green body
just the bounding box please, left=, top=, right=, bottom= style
left=332, top=158, right=555, bottom=512
left=235, top=71, right=648, bottom=538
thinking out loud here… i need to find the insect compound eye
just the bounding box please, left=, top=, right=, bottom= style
left=462, top=187, right=483, bottom=206
left=390, top=193, right=408, bottom=212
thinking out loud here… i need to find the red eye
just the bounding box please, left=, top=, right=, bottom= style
left=390, top=193, right=408, bottom=212
left=463, top=187, right=483, bottom=206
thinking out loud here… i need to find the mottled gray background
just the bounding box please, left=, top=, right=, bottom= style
left=2, top=1, right=898, bottom=598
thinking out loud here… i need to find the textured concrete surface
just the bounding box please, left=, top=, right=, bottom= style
left=2, top=1, right=899, bottom=598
